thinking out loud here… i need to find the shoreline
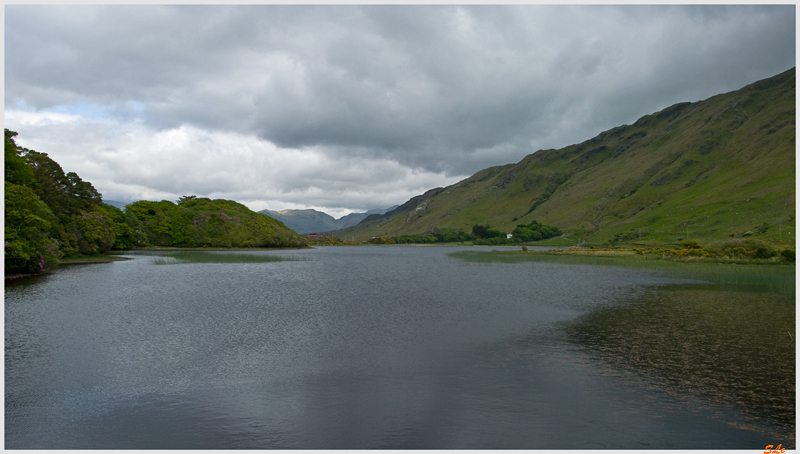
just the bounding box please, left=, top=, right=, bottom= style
left=503, top=245, right=796, bottom=265
left=122, top=246, right=311, bottom=252
left=5, top=255, right=131, bottom=280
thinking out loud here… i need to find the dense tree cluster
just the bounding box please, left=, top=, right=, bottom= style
left=5, top=129, right=144, bottom=274
left=386, top=223, right=562, bottom=245
left=471, top=224, right=505, bottom=240
left=510, top=221, right=562, bottom=242
left=4, top=129, right=306, bottom=275
left=392, top=227, right=474, bottom=244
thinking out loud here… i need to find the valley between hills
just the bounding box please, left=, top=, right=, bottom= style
left=6, top=68, right=795, bottom=276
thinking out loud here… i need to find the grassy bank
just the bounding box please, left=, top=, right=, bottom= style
left=450, top=247, right=795, bottom=294
left=5, top=253, right=130, bottom=280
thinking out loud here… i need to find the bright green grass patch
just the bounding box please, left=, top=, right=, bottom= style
left=449, top=250, right=795, bottom=294
left=151, top=251, right=306, bottom=265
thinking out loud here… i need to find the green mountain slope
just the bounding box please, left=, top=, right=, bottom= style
left=334, top=68, right=796, bottom=247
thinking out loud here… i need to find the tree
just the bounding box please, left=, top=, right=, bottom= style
left=472, top=224, right=490, bottom=239
left=511, top=221, right=561, bottom=242
left=5, top=129, right=36, bottom=187
left=4, top=181, right=61, bottom=273
left=67, top=210, right=117, bottom=254
left=23, top=149, right=102, bottom=218
left=100, top=203, right=148, bottom=250
left=432, top=227, right=472, bottom=243
left=472, top=224, right=505, bottom=239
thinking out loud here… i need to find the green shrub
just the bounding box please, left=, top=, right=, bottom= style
left=511, top=220, right=561, bottom=242
left=367, top=237, right=396, bottom=244
left=754, top=247, right=776, bottom=259
left=681, top=240, right=702, bottom=249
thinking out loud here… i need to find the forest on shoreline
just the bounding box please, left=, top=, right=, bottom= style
left=4, top=129, right=307, bottom=275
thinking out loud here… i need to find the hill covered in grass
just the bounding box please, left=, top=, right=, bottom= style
left=126, top=197, right=308, bottom=248
left=332, top=68, right=795, bottom=249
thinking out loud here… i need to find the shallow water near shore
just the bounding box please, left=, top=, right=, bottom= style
left=5, top=246, right=795, bottom=448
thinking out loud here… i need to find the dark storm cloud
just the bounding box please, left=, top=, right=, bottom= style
left=4, top=4, right=795, bottom=210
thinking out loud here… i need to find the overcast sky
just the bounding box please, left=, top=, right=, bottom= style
left=5, top=5, right=795, bottom=218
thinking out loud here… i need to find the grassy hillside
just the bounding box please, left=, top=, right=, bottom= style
left=127, top=197, right=308, bottom=248
left=333, top=68, right=795, bottom=248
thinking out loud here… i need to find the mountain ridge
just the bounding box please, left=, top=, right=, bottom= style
left=330, top=67, right=796, bottom=247
left=259, top=206, right=397, bottom=234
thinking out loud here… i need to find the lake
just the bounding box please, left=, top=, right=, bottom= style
left=5, top=246, right=795, bottom=449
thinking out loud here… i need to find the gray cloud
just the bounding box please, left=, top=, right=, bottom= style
left=4, top=5, right=795, bottom=213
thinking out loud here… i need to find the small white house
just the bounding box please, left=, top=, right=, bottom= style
left=506, top=233, right=513, bottom=239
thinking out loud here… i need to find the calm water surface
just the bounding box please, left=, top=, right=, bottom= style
left=5, top=246, right=794, bottom=448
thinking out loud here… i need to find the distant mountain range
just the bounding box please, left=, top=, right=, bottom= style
left=103, top=200, right=130, bottom=210
left=259, top=206, right=398, bottom=234
left=329, top=68, right=796, bottom=247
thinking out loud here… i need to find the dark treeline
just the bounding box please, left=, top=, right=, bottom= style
left=4, top=129, right=306, bottom=275
left=371, top=222, right=562, bottom=245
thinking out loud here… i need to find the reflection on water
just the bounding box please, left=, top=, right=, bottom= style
left=568, top=284, right=795, bottom=438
